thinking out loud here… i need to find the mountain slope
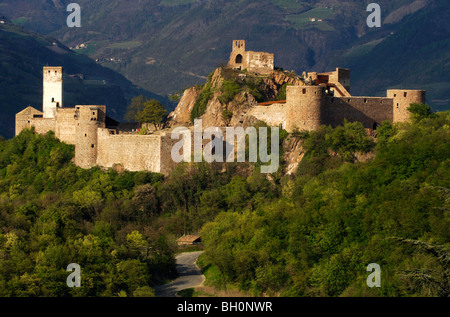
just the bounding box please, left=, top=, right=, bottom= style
left=0, top=0, right=448, bottom=110
left=333, top=0, right=450, bottom=110
left=0, top=18, right=167, bottom=138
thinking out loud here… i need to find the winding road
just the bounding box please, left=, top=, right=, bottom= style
left=154, top=251, right=205, bottom=297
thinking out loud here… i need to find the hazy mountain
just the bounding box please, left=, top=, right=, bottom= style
left=0, top=17, right=167, bottom=138
left=0, top=0, right=448, bottom=114
left=332, top=0, right=450, bottom=111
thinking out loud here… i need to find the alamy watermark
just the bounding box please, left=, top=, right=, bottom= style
left=171, top=119, right=280, bottom=173
left=67, top=3, right=81, bottom=28
left=366, top=3, right=381, bottom=28
left=366, top=263, right=381, bottom=288
left=66, top=263, right=81, bottom=287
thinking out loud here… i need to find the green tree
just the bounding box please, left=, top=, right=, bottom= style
left=125, top=96, right=167, bottom=129
left=407, top=103, right=434, bottom=122
left=125, top=95, right=147, bottom=122
left=137, top=99, right=168, bottom=130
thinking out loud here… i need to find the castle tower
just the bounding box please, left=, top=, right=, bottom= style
left=73, top=105, right=106, bottom=168
left=228, top=40, right=246, bottom=70
left=43, top=66, right=63, bottom=119
left=387, top=89, right=426, bottom=122
left=287, top=85, right=326, bottom=131
left=233, top=40, right=246, bottom=53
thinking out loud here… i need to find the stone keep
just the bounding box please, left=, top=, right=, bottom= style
left=43, top=66, right=63, bottom=119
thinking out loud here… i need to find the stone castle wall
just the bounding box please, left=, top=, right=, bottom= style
left=15, top=60, right=427, bottom=176
left=248, top=86, right=424, bottom=132
left=29, top=118, right=56, bottom=135
left=15, top=107, right=45, bottom=136
left=96, top=129, right=162, bottom=172
left=324, top=96, right=393, bottom=129
left=247, top=103, right=288, bottom=129
left=387, top=89, right=426, bottom=122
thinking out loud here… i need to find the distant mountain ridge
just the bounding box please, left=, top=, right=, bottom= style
left=0, top=0, right=448, bottom=133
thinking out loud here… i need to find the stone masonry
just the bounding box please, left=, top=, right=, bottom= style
left=15, top=41, right=426, bottom=174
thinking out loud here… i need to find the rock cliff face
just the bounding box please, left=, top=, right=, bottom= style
left=166, top=86, right=201, bottom=125
left=166, top=67, right=303, bottom=128
left=282, top=136, right=305, bottom=176
left=166, top=67, right=377, bottom=176
left=166, top=67, right=308, bottom=174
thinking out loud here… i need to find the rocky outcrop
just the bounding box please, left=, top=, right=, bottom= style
left=282, top=136, right=305, bottom=176
left=167, top=86, right=201, bottom=125
left=167, top=67, right=303, bottom=128
left=165, top=67, right=309, bottom=175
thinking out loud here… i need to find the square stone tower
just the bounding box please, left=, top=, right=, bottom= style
left=43, top=66, right=63, bottom=118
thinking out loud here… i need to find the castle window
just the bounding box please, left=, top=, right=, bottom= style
left=394, top=94, right=397, bottom=97
left=348, top=99, right=351, bottom=102
left=302, top=88, right=306, bottom=94
left=364, top=99, right=367, bottom=103
left=404, top=92, right=407, bottom=97
left=52, top=98, right=54, bottom=102
left=91, top=144, right=94, bottom=148
left=85, top=134, right=87, bottom=137
left=235, top=54, right=243, bottom=64
left=397, top=103, right=399, bottom=108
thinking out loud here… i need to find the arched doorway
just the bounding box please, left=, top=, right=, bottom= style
left=235, top=54, right=243, bottom=64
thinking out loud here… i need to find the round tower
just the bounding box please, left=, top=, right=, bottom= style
left=287, top=85, right=326, bottom=131
left=387, top=89, right=426, bottom=122
left=74, top=106, right=101, bottom=169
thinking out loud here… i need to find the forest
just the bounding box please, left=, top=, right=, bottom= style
left=0, top=106, right=448, bottom=297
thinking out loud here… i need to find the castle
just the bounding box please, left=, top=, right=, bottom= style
left=15, top=41, right=426, bottom=175
left=227, top=40, right=425, bottom=132
left=15, top=66, right=180, bottom=174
